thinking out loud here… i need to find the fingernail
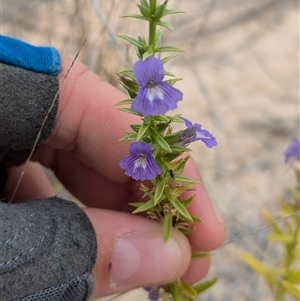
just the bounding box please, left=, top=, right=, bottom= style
left=111, top=230, right=181, bottom=287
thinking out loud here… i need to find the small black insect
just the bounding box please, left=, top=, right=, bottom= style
left=169, top=169, right=175, bottom=179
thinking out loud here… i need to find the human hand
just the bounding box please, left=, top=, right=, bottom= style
left=2, top=57, right=226, bottom=299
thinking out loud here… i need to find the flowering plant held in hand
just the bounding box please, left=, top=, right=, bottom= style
left=116, top=1, right=217, bottom=300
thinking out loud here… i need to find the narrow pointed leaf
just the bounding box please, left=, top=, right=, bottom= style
left=191, top=215, right=202, bottom=222
left=175, top=175, right=199, bottom=185
left=156, top=45, right=184, bottom=53
left=280, top=280, right=300, bottom=299
left=164, top=70, right=175, bottom=77
left=121, top=14, right=148, bottom=21
left=156, top=135, right=172, bottom=152
left=238, top=251, right=276, bottom=284
left=193, top=278, right=217, bottom=294
left=129, top=202, right=147, bottom=208
left=164, top=9, right=185, bottom=16
left=119, top=133, right=138, bottom=141
left=180, top=196, right=195, bottom=207
left=192, top=251, right=212, bottom=259
left=166, top=78, right=183, bottom=85
left=130, top=124, right=141, bottom=133
left=161, top=54, right=178, bottom=64
left=163, top=214, right=173, bottom=242
left=137, top=4, right=151, bottom=18
left=140, top=0, right=149, bottom=7
left=117, top=35, right=145, bottom=48
left=132, top=199, right=155, bottom=213
left=115, top=98, right=133, bottom=106
left=267, top=233, right=293, bottom=243
left=137, top=122, right=150, bottom=140
left=170, top=198, right=193, bottom=222
left=118, top=107, right=141, bottom=116
left=178, top=281, right=197, bottom=299
left=142, top=51, right=153, bottom=60
left=286, top=268, right=300, bottom=283
left=156, top=21, right=173, bottom=31
left=153, top=178, right=165, bottom=204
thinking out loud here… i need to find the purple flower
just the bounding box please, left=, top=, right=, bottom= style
left=144, top=286, right=161, bottom=301
left=132, top=56, right=183, bottom=116
left=284, top=138, right=300, bottom=163
left=180, top=117, right=217, bottom=148
left=120, top=141, right=162, bottom=181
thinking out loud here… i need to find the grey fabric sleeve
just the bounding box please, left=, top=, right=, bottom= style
left=0, top=62, right=98, bottom=300
left=0, top=62, right=59, bottom=166
left=0, top=197, right=97, bottom=301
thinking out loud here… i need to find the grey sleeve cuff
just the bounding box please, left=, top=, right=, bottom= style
left=0, top=197, right=97, bottom=301
left=0, top=62, right=59, bottom=166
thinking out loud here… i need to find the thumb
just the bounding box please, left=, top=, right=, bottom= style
left=84, top=208, right=191, bottom=298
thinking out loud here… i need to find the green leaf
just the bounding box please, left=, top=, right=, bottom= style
left=174, top=156, right=191, bottom=173
left=117, top=34, right=145, bottom=48
left=130, top=124, right=141, bottom=133
left=137, top=4, right=151, bottom=18
left=178, top=281, right=197, bottom=299
left=164, top=8, right=185, bottom=16
left=170, top=198, right=193, bottom=222
left=280, top=280, right=300, bottom=299
left=156, top=45, right=184, bottom=53
left=161, top=54, right=178, bottom=64
left=267, top=233, right=294, bottom=244
left=119, top=133, right=137, bottom=141
left=165, top=78, right=183, bottom=85
left=180, top=196, right=195, bottom=207
left=163, top=214, right=173, bottom=242
left=154, top=0, right=168, bottom=20
left=155, top=135, right=172, bottom=152
left=129, top=202, right=145, bottom=208
left=137, top=122, right=150, bottom=140
left=175, top=175, right=199, bottom=185
left=153, top=178, right=165, bottom=204
left=191, top=215, right=202, bottom=222
left=115, top=98, right=133, bottom=106
left=155, top=29, right=163, bottom=43
left=118, top=107, right=141, bottom=116
left=142, top=51, right=153, bottom=60
left=155, top=20, right=173, bottom=31
left=238, top=251, right=276, bottom=284
left=164, top=70, right=175, bottom=77
left=140, top=0, right=149, bottom=8
left=192, top=251, right=212, bottom=259
left=193, top=278, right=217, bottom=294
left=286, top=268, right=300, bottom=283
left=120, top=14, right=148, bottom=21
left=132, top=199, right=155, bottom=213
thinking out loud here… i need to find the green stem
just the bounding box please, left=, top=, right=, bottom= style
left=148, top=0, right=157, bottom=52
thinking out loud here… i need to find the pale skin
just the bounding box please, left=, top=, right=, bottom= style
left=2, top=57, right=226, bottom=298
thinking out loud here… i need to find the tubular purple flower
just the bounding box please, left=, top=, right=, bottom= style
left=119, top=141, right=162, bottom=181
left=132, top=56, right=183, bottom=116
left=144, top=286, right=161, bottom=301
left=180, top=117, right=217, bottom=148
left=284, top=138, right=300, bottom=163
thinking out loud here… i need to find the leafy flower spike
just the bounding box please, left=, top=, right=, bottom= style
left=284, top=138, right=300, bottom=163
left=132, top=56, right=183, bottom=116
left=180, top=117, right=217, bottom=148
left=119, top=141, right=161, bottom=181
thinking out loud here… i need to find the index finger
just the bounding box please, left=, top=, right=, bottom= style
left=46, top=56, right=140, bottom=183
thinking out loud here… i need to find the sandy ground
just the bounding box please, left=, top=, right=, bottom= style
left=1, top=0, right=299, bottom=300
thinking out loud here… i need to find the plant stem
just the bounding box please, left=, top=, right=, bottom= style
left=148, top=0, right=157, bottom=51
